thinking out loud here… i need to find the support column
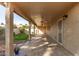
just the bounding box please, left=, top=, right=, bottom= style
left=5, top=3, right=14, bottom=56
left=45, top=25, right=48, bottom=34
left=36, top=27, right=38, bottom=35
left=29, top=21, right=32, bottom=41
left=33, top=24, right=35, bottom=36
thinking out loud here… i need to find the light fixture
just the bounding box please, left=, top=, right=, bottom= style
left=63, top=14, right=68, bottom=20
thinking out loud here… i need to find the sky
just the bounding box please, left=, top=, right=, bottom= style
left=0, top=5, right=29, bottom=25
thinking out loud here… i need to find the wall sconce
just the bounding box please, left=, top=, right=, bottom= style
left=63, top=14, right=68, bottom=20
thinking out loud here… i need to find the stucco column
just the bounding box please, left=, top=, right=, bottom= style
left=36, top=27, right=38, bottom=35
left=29, top=21, right=32, bottom=41
left=5, top=3, right=14, bottom=56
left=46, top=25, right=48, bottom=33
left=33, top=24, right=35, bottom=36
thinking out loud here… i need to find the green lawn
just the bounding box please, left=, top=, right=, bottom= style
left=14, top=33, right=29, bottom=42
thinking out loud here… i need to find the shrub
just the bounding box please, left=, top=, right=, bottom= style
left=0, top=27, right=4, bottom=35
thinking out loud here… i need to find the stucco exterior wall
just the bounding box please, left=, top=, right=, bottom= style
left=47, top=21, right=57, bottom=41
left=47, top=3, right=79, bottom=55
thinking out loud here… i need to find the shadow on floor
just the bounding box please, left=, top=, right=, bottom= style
left=19, top=34, right=72, bottom=56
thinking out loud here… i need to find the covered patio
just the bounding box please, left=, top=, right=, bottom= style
left=0, top=2, right=78, bottom=56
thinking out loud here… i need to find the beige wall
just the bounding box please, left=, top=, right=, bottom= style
left=47, top=3, right=79, bottom=55
left=47, top=21, right=57, bottom=41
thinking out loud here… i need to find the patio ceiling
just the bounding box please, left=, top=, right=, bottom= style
left=0, top=2, right=78, bottom=30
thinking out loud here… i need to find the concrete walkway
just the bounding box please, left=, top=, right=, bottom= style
left=19, top=35, right=72, bottom=56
